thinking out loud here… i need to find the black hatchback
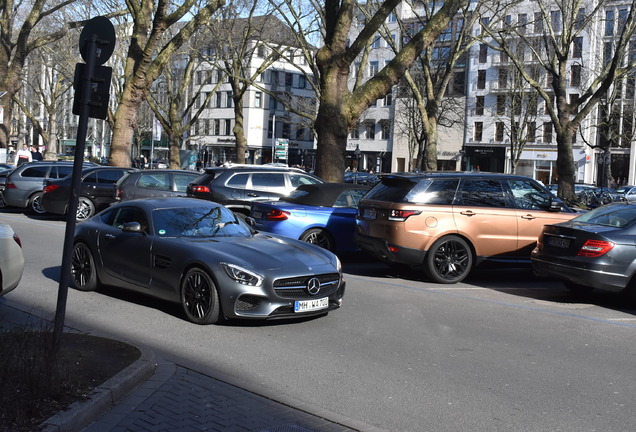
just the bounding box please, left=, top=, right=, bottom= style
left=41, top=166, right=137, bottom=221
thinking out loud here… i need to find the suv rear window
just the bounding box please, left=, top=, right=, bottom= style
left=21, top=166, right=49, bottom=178
left=366, top=177, right=459, bottom=205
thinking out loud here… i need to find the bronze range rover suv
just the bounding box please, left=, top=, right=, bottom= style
left=356, top=172, right=578, bottom=284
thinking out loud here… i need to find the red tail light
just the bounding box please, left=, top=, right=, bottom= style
left=5, top=181, right=16, bottom=189
left=115, top=187, right=123, bottom=199
left=577, top=240, right=614, bottom=257
left=43, top=184, right=60, bottom=193
left=266, top=209, right=289, bottom=221
left=13, top=233, right=22, bottom=248
left=191, top=185, right=210, bottom=193
left=388, top=210, right=422, bottom=221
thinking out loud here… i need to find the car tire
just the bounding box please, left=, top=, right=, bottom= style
left=76, top=197, right=96, bottom=222
left=29, top=192, right=46, bottom=214
left=300, top=228, right=334, bottom=251
left=424, top=235, right=473, bottom=284
left=71, top=242, right=100, bottom=291
left=181, top=267, right=222, bottom=324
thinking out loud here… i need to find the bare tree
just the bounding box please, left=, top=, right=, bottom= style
left=484, top=0, right=636, bottom=200
left=108, top=0, right=225, bottom=167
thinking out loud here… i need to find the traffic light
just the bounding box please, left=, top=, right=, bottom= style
left=72, top=63, right=112, bottom=120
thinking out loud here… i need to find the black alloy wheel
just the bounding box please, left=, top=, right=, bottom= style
left=180, top=268, right=221, bottom=324
left=71, top=242, right=99, bottom=291
left=29, top=192, right=46, bottom=214
left=300, top=228, right=334, bottom=251
left=424, top=235, right=473, bottom=284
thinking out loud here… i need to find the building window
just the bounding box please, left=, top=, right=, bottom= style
left=452, top=71, right=465, bottom=95
left=605, top=10, right=615, bottom=36
left=384, top=92, right=392, bottom=106
left=350, top=125, right=360, bottom=139
left=381, top=121, right=390, bottom=139
left=495, top=122, right=504, bottom=142
left=215, top=92, right=222, bottom=108
left=534, top=13, right=543, bottom=33
left=573, top=37, right=583, bottom=58
left=255, top=92, right=262, bottom=108
left=477, top=70, right=486, bottom=89
left=365, top=122, right=375, bottom=140
left=571, top=65, right=581, bottom=87
left=474, top=122, right=483, bottom=141
left=543, top=122, right=553, bottom=143
left=213, top=119, right=220, bottom=136
left=369, top=61, right=379, bottom=76
left=518, top=14, right=527, bottom=34
left=604, top=42, right=613, bottom=65
left=498, top=68, right=508, bottom=89
left=257, top=45, right=266, bottom=57
left=619, top=9, right=629, bottom=33
left=371, top=35, right=381, bottom=48
left=575, top=8, right=585, bottom=30
left=475, top=96, right=484, bottom=115
left=527, top=122, right=536, bottom=142
left=298, top=74, right=306, bottom=89
left=225, top=119, right=232, bottom=136
left=545, top=95, right=554, bottom=114
left=479, top=44, right=488, bottom=63
left=496, top=95, right=506, bottom=115
left=551, top=10, right=561, bottom=33
left=226, top=91, right=233, bottom=108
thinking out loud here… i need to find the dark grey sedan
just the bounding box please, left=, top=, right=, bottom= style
left=531, top=202, right=636, bottom=295
left=71, top=198, right=345, bottom=324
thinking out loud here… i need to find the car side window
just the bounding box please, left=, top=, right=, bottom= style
left=112, top=207, right=148, bottom=233
left=457, top=179, right=508, bottom=207
left=174, top=174, right=196, bottom=192
left=251, top=173, right=285, bottom=189
left=97, top=169, right=126, bottom=184
left=226, top=173, right=248, bottom=188
left=507, top=179, right=552, bottom=210
left=21, top=166, right=49, bottom=178
left=405, top=179, right=459, bottom=204
left=53, top=165, right=73, bottom=179
left=290, top=173, right=321, bottom=187
left=137, top=173, right=170, bottom=190
left=83, top=173, right=98, bottom=183
left=334, top=189, right=369, bottom=208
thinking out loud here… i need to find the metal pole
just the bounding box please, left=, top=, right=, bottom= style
left=53, top=34, right=97, bottom=346
left=271, top=114, right=275, bottom=163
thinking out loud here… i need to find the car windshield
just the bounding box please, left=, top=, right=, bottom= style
left=152, top=206, right=251, bottom=238
left=571, top=204, right=636, bottom=228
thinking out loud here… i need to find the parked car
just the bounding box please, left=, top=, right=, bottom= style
left=114, top=169, right=199, bottom=202
left=71, top=198, right=345, bottom=324
left=576, top=186, right=624, bottom=208
left=250, top=183, right=370, bottom=253
left=3, top=161, right=95, bottom=214
left=187, top=163, right=323, bottom=218
left=356, top=172, right=578, bottom=284
left=0, top=165, right=16, bottom=208
left=41, top=166, right=137, bottom=221
left=616, top=185, right=636, bottom=202
left=0, top=221, right=24, bottom=296
left=344, top=171, right=380, bottom=186
left=532, top=202, right=636, bottom=296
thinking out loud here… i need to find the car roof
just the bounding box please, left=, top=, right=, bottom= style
left=130, top=169, right=198, bottom=174
left=282, top=183, right=370, bottom=206
left=203, top=163, right=308, bottom=174
left=115, top=197, right=221, bottom=210
left=380, top=171, right=541, bottom=181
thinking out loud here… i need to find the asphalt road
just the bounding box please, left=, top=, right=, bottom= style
left=2, top=209, right=636, bottom=432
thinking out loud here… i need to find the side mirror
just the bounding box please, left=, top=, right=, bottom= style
left=245, top=216, right=256, bottom=227
left=122, top=221, right=142, bottom=232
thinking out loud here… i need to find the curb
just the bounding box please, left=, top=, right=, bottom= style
left=40, top=344, right=157, bottom=432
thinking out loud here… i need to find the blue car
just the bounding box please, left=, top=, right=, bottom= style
left=250, top=183, right=370, bottom=253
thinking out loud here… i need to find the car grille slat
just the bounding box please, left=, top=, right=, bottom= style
left=274, top=273, right=340, bottom=299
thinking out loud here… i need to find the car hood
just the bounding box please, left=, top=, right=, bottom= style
left=174, top=233, right=336, bottom=271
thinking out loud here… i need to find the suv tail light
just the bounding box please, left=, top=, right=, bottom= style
left=43, top=184, right=60, bottom=193
left=5, top=181, right=16, bottom=189
left=265, top=209, right=289, bottom=221
left=577, top=240, right=614, bottom=257
left=115, top=187, right=123, bottom=200
left=191, top=185, right=210, bottom=193
left=388, top=210, right=422, bottom=221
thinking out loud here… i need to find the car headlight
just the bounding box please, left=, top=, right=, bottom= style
left=222, top=263, right=264, bottom=286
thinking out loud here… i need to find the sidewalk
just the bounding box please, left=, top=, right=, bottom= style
left=2, top=302, right=380, bottom=432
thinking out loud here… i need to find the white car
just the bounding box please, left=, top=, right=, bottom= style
left=0, top=221, right=24, bottom=296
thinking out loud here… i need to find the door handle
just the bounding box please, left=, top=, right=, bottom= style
left=105, top=234, right=116, bottom=239
left=521, top=214, right=536, bottom=220
left=459, top=210, right=475, bottom=216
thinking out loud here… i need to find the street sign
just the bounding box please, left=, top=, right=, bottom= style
left=275, top=138, right=288, bottom=160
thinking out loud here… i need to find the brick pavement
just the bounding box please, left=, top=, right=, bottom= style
left=82, top=361, right=361, bottom=432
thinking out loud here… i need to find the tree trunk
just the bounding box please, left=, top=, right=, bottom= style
left=233, top=98, right=247, bottom=164
left=168, top=132, right=181, bottom=169
left=110, top=92, right=139, bottom=167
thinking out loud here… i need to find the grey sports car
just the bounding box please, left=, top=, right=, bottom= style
left=71, top=198, right=345, bottom=324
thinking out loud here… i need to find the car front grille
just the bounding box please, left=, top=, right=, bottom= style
left=235, top=295, right=262, bottom=311
left=273, top=273, right=340, bottom=299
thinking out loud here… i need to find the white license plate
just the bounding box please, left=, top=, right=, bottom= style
left=547, top=236, right=570, bottom=248
left=363, top=208, right=376, bottom=219
left=252, top=210, right=262, bottom=219
left=294, top=297, right=328, bottom=313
